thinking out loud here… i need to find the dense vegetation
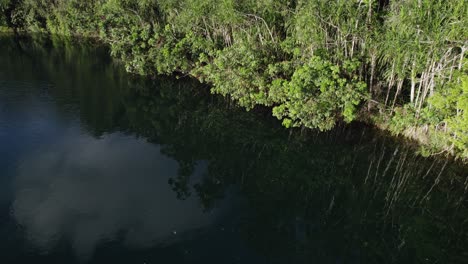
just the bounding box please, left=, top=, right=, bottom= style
left=0, top=0, right=467, bottom=160
left=3, top=35, right=467, bottom=262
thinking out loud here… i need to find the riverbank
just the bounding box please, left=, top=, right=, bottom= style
left=1, top=0, right=466, bottom=161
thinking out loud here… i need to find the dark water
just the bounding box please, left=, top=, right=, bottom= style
left=0, top=35, right=467, bottom=264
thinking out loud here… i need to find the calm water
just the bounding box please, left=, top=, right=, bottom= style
left=0, top=35, right=467, bottom=264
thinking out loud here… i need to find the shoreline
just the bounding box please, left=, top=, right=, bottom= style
left=1, top=30, right=466, bottom=163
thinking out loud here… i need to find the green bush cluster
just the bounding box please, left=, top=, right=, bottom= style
left=428, top=69, right=468, bottom=157
left=0, top=0, right=10, bottom=27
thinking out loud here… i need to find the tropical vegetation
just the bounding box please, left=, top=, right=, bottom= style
left=1, top=0, right=467, bottom=160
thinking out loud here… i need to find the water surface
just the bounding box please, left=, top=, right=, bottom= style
left=0, top=35, right=467, bottom=263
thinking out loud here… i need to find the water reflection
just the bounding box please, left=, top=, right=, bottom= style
left=0, top=35, right=467, bottom=263
left=0, top=35, right=234, bottom=262
left=13, top=131, right=214, bottom=259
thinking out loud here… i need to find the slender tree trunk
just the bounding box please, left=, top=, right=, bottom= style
left=417, top=61, right=435, bottom=114
left=415, top=71, right=425, bottom=108
left=385, top=62, right=396, bottom=107
left=368, top=53, right=376, bottom=111
left=459, top=47, right=466, bottom=70
left=391, top=79, right=403, bottom=111
left=367, top=0, right=373, bottom=24
left=410, top=61, right=416, bottom=103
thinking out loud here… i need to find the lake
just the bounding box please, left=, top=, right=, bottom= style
left=0, top=35, right=467, bottom=263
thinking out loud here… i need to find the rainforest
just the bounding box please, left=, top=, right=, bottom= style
left=1, top=0, right=466, bottom=160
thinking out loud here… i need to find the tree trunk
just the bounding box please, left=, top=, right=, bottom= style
left=368, top=53, right=376, bottom=111
left=410, top=61, right=416, bottom=104
left=459, top=47, right=466, bottom=70
left=391, top=79, right=403, bottom=111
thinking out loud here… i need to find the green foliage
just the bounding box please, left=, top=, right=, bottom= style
left=429, top=71, right=468, bottom=157
left=292, top=0, right=376, bottom=61
left=270, top=57, right=367, bottom=130
left=3, top=0, right=467, bottom=159
left=196, top=40, right=275, bottom=109
left=0, top=0, right=9, bottom=20
left=388, top=105, right=419, bottom=134
left=8, top=0, right=50, bottom=31
left=0, top=0, right=10, bottom=8
left=46, top=1, right=100, bottom=37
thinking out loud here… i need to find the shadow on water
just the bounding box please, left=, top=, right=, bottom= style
left=0, top=34, right=467, bottom=263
